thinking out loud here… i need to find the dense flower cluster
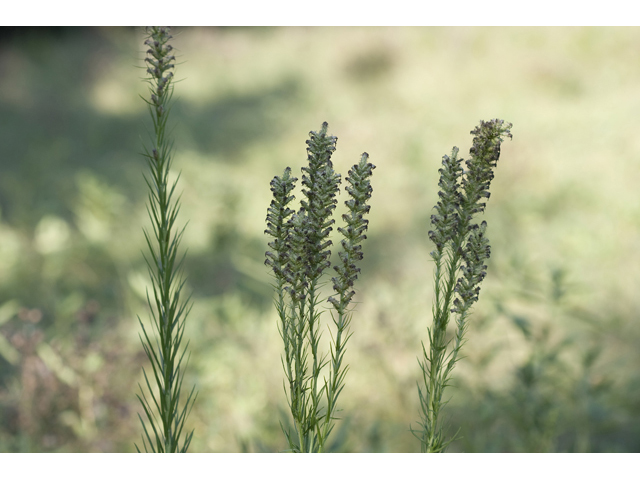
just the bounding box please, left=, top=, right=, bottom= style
left=428, top=147, right=463, bottom=254
left=299, top=122, right=342, bottom=283
left=453, top=119, right=512, bottom=312
left=416, top=119, right=512, bottom=453
left=264, top=122, right=374, bottom=452
left=144, top=27, right=176, bottom=118
left=264, top=167, right=297, bottom=284
left=428, top=119, right=512, bottom=314
left=264, top=124, right=341, bottom=303
left=329, top=153, right=375, bottom=314
left=463, top=119, right=512, bottom=217
left=452, top=220, right=491, bottom=314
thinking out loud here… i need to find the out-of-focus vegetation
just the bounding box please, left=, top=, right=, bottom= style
left=0, top=26, right=638, bottom=452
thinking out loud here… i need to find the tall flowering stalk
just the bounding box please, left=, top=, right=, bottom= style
left=136, top=27, right=196, bottom=453
left=414, top=119, right=512, bottom=452
left=265, top=123, right=375, bottom=452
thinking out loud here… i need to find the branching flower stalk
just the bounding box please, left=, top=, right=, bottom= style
left=136, top=27, right=196, bottom=453
left=265, top=123, right=375, bottom=452
left=413, top=119, right=512, bottom=453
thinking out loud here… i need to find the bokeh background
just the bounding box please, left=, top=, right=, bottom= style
left=0, top=26, right=639, bottom=452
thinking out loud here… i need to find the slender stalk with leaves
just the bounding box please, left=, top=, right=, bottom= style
left=413, top=119, right=512, bottom=452
left=265, top=122, right=375, bottom=452
left=135, top=26, right=196, bottom=453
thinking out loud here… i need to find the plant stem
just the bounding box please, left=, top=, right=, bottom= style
left=415, top=119, right=512, bottom=452
left=135, top=26, right=196, bottom=454
left=265, top=125, right=374, bottom=452
left=321, top=152, right=375, bottom=452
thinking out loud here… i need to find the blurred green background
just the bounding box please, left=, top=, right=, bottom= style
left=0, top=26, right=639, bottom=452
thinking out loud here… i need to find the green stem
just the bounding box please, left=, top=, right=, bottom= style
left=136, top=26, right=195, bottom=454
left=319, top=297, right=349, bottom=453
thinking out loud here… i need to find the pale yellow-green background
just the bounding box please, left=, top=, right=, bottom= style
left=0, top=27, right=638, bottom=452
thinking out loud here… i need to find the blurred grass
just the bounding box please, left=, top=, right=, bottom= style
left=0, top=26, right=639, bottom=452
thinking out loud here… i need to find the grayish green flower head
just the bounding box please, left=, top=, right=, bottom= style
left=265, top=122, right=374, bottom=452
left=415, top=119, right=512, bottom=453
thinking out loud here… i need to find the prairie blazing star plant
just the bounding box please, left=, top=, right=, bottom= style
left=265, top=122, right=375, bottom=452
left=136, top=27, right=197, bottom=453
left=413, top=119, right=512, bottom=452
